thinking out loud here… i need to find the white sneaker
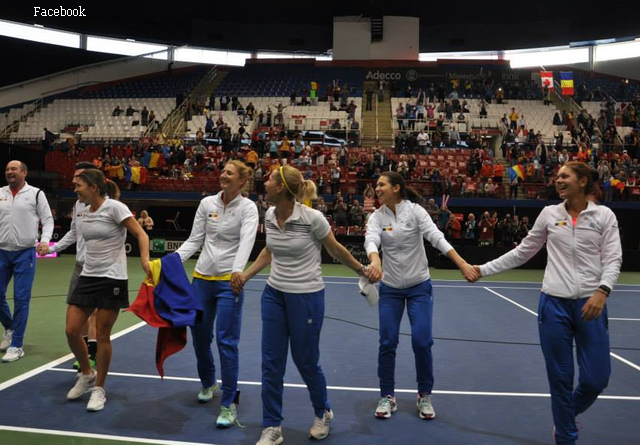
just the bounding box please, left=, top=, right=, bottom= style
left=375, top=396, right=397, bottom=419
left=66, top=371, right=96, bottom=400
left=2, top=346, right=24, bottom=363
left=86, top=386, right=106, bottom=412
left=256, top=426, right=283, bottom=445
left=309, top=409, right=333, bottom=440
left=0, top=330, right=13, bottom=352
left=417, top=394, right=436, bottom=420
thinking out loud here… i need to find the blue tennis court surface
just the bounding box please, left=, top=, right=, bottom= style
left=0, top=278, right=638, bottom=444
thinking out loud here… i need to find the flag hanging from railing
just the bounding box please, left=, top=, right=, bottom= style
left=540, top=71, right=554, bottom=91
left=560, top=72, right=574, bottom=95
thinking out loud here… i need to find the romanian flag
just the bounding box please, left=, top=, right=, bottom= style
left=131, top=166, right=141, bottom=184
left=560, top=72, right=574, bottom=96
left=508, top=165, right=525, bottom=182
left=149, top=153, right=161, bottom=169
left=127, top=253, right=202, bottom=377
left=540, top=71, right=554, bottom=91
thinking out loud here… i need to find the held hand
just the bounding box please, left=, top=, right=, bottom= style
left=366, top=261, right=383, bottom=283
left=142, top=260, right=153, bottom=282
left=36, top=242, right=50, bottom=256
left=459, top=262, right=479, bottom=283
left=581, top=291, right=607, bottom=321
left=230, top=272, right=247, bottom=295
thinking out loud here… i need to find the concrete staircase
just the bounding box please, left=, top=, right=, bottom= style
left=361, top=81, right=394, bottom=148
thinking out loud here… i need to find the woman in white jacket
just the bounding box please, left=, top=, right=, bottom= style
left=364, top=171, right=478, bottom=421
left=475, top=161, right=622, bottom=445
left=176, top=160, right=258, bottom=428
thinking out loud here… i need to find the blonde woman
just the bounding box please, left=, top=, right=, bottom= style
left=234, top=165, right=374, bottom=445
left=176, top=160, right=258, bottom=428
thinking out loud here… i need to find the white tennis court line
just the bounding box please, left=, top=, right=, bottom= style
left=0, top=425, right=216, bottom=445
left=311, top=275, right=640, bottom=288
left=0, top=322, right=147, bottom=393
left=0, top=426, right=214, bottom=445
left=47, top=368, right=640, bottom=401
left=483, top=287, right=640, bottom=373
left=253, top=278, right=640, bottom=293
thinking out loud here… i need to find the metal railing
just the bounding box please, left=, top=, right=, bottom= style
left=161, top=66, right=219, bottom=139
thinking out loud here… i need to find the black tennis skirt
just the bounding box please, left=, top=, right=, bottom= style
left=68, top=276, right=129, bottom=309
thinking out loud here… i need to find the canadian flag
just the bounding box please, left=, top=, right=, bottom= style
left=540, top=71, right=554, bottom=91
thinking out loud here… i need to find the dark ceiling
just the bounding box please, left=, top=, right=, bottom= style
left=1, top=1, right=638, bottom=89
left=2, top=1, right=637, bottom=51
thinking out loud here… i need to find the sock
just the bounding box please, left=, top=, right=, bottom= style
left=87, top=340, right=97, bottom=359
left=82, top=335, right=89, bottom=346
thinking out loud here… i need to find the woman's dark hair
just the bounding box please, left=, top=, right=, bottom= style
left=75, top=161, right=98, bottom=170
left=77, top=169, right=121, bottom=200
left=380, top=171, right=422, bottom=203
left=563, top=161, right=602, bottom=200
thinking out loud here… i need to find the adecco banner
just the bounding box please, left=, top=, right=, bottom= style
left=363, top=69, right=445, bottom=83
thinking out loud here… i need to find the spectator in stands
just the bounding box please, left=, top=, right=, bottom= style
left=347, top=101, right=357, bottom=121
left=148, top=110, right=156, bottom=127
left=302, top=166, right=314, bottom=181
left=41, top=128, right=56, bottom=152
left=449, top=126, right=460, bottom=146
left=330, top=166, right=341, bottom=194
left=396, top=103, right=405, bottom=130
left=515, top=215, right=530, bottom=243
left=333, top=196, right=348, bottom=227
left=509, top=108, right=519, bottom=130
left=543, top=84, right=551, bottom=105
left=445, top=213, right=462, bottom=239
left=193, top=142, right=207, bottom=166
left=496, top=87, right=505, bottom=104
left=272, top=103, right=287, bottom=126
left=497, top=214, right=517, bottom=246
left=140, top=107, right=149, bottom=127
left=255, top=194, right=269, bottom=227
left=485, top=178, right=498, bottom=198
left=331, top=119, right=341, bottom=130
left=518, top=114, right=527, bottom=135
left=349, top=200, right=364, bottom=227
left=365, top=87, right=374, bottom=111
left=464, top=213, right=477, bottom=240
left=203, top=159, right=215, bottom=173
left=220, top=95, right=229, bottom=111
left=126, top=105, right=138, bottom=117
left=478, top=211, right=495, bottom=246
left=184, top=153, right=196, bottom=174
left=479, top=100, right=488, bottom=118
left=137, top=210, right=154, bottom=232
left=558, top=149, right=569, bottom=165
left=112, top=106, right=122, bottom=117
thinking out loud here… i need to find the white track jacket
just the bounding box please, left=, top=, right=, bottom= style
left=480, top=201, right=622, bottom=299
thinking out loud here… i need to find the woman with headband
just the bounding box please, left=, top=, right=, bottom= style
left=234, top=165, right=374, bottom=445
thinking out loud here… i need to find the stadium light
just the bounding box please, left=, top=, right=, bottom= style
left=0, top=19, right=79, bottom=48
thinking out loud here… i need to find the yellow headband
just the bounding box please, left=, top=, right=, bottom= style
left=279, top=166, right=295, bottom=196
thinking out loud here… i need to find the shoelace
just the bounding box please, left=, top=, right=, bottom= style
left=419, top=397, right=432, bottom=411
left=261, top=427, right=280, bottom=442
left=91, top=388, right=106, bottom=402
left=378, top=398, right=392, bottom=412
left=219, top=406, right=244, bottom=428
